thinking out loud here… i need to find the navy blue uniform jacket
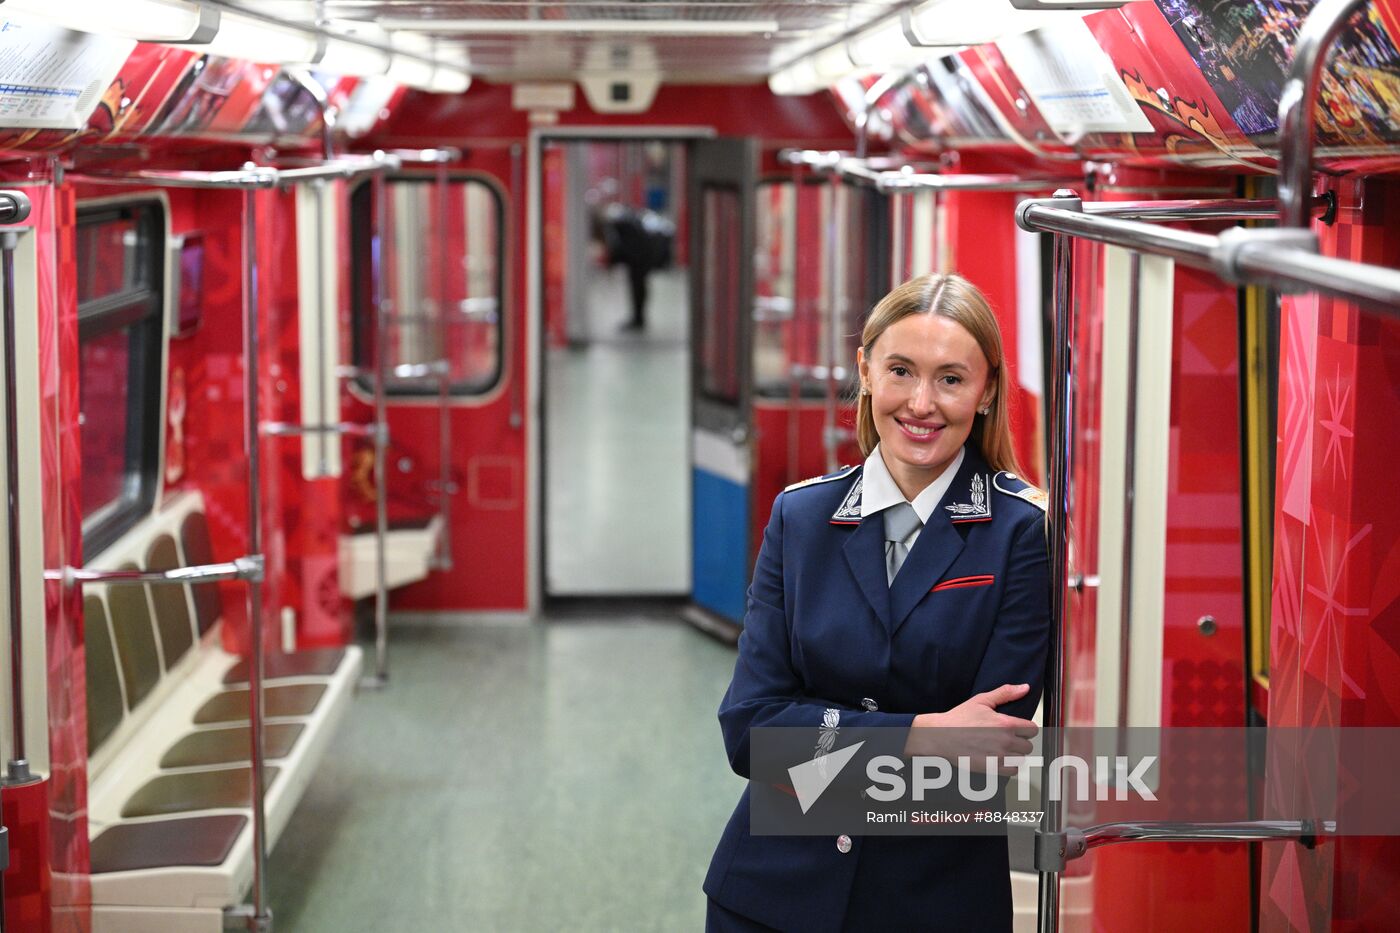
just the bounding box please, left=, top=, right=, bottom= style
left=704, top=444, right=1050, bottom=933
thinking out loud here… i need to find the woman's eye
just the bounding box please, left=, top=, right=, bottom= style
left=941, top=374, right=962, bottom=386
left=889, top=365, right=910, bottom=377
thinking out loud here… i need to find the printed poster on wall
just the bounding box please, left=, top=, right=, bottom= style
left=997, top=17, right=1155, bottom=138
left=1154, top=0, right=1400, bottom=145
left=0, top=16, right=133, bottom=129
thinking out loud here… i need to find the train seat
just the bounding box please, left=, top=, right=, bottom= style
left=221, top=646, right=346, bottom=684
left=338, top=513, right=444, bottom=599
left=81, top=491, right=362, bottom=931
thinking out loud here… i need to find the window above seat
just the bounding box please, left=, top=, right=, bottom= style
left=77, top=199, right=165, bottom=555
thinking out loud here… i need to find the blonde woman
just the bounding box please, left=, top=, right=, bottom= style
left=705, top=274, right=1050, bottom=932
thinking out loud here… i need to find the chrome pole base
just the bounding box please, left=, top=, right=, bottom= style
left=223, top=903, right=274, bottom=932
left=2, top=758, right=31, bottom=785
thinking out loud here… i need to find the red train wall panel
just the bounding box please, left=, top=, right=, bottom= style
left=1264, top=176, right=1400, bottom=932
left=369, top=81, right=853, bottom=154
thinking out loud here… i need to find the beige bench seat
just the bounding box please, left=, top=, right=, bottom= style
left=84, top=492, right=362, bottom=932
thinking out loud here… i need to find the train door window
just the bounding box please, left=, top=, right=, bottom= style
left=698, top=185, right=742, bottom=403
left=77, top=201, right=165, bottom=553
left=752, top=180, right=888, bottom=399
left=753, top=181, right=796, bottom=395
left=351, top=176, right=504, bottom=396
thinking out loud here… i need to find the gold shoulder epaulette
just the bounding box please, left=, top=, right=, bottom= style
left=992, top=471, right=1048, bottom=512
left=785, top=463, right=858, bottom=493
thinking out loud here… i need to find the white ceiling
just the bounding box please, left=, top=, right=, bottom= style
left=260, top=1, right=920, bottom=82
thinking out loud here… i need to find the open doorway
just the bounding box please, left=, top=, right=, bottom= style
left=540, top=138, right=691, bottom=597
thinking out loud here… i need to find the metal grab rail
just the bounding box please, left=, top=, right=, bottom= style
left=0, top=195, right=30, bottom=226
left=1036, top=820, right=1334, bottom=872
left=779, top=149, right=1079, bottom=194
left=431, top=159, right=454, bottom=571
left=363, top=171, right=391, bottom=688
left=1079, top=196, right=1332, bottom=222
left=45, top=557, right=264, bottom=588
left=1016, top=196, right=1400, bottom=314
left=285, top=69, right=337, bottom=161
left=1278, top=0, right=1370, bottom=228
left=386, top=147, right=463, bottom=165
left=261, top=421, right=384, bottom=439
left=1, top=211, right=31, bottom=788
left=238, top=186, right=273, bottom=933
left=68, top=152, right=401, bottom=191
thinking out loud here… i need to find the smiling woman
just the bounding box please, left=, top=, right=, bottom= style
left=705, top=272, right=1050, bottom=932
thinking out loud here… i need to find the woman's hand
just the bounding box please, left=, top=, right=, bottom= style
left=903, top=683, right=1038, bottom=765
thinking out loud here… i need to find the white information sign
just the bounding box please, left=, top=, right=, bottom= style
left=997, top=18, right=1153, bottom=138
left=0, top=17, right=134, bottom=130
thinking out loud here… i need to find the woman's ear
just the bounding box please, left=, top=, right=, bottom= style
left=857, top=347, right=869, bottom=394
left=979, top=384, right=996, bottom=413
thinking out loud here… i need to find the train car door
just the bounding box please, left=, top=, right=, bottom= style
left=689, top=137, right=757, bottom=626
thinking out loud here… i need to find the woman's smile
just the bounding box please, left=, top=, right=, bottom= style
left=895, top=417, right=943, bottom=441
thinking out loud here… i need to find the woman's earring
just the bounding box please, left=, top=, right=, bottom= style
left=860, top=385, right=871, bottom=396
left=978, top=406, right=990, bottom=415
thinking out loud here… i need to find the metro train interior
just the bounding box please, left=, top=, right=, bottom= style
left=1, top=0, right=1399, bottom=930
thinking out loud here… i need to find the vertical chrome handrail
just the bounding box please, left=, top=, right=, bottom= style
left=1, top=210, right=31, bottom=786
left=314, top=180, right=332, bottom=478
left=854, top=69, right=918, bottom=160
left=1116, top=253, right=1140, bottom=741
left=1037, top=189, right=1081, bottom=933
left=241, top=189, right=272, bottom=931
left=821, top=180, right=841, bottom=473
left=366, top=171, right=390, bottom=687
left=284, top=69, right=336, bottom=162
left=1278, top=0, right=1371, bottom=228
left=433, top=160, right=454, bottom=571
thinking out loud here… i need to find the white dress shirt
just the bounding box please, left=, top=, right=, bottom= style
left=859, top=443, right=965, bottom=551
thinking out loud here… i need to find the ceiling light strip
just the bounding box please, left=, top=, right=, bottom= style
left=375, top=19, right=782, bottom=36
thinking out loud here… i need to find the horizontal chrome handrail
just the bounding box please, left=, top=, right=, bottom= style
left=71, top=154, right=401, bottom=191
left=385, top=147, right=463, bottom=165
left=274, top=153, right=402, bottom=183
left=1016, top=195, right=1400, bottom=313
left=1018, top=197, right=1220, bottom=265
left=69, top=167, right=281, bottom=190
left=880, top=172, right=1083, bottom=193
left=336, top=362, right=451, bottom=381
left=1081, top=196, right=1331, bottom=223
left=1035, top=819, right=1333, bottom=871
left=45, top=555, right=264, bottom=588
left=779, top=149, right=943, bottom=173
left=262, top=421, right=384, bottom=439
left=778, top=149, right=1078, bottom=194
left=390, top=360, right=450, bottom=379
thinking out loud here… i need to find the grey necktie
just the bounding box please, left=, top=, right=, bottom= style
left=883, top=502, right=923, bottom=585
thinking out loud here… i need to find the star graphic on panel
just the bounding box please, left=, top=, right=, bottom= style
left=1317, top=368, right=1353, bottom=485
left=1303, top=511, right=1371, bottom=704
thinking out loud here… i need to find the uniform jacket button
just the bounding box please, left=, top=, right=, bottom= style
left=861, top=697, right=878, bottom=711
left=836, top=834, right=853, bottom=854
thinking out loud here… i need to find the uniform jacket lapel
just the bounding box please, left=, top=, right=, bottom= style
left=887, top=449, right=988, bottom=635
left=836, top=473, right=894, bottom=632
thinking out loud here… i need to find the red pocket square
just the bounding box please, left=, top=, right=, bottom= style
left=931, top=574, right=996, bottom=592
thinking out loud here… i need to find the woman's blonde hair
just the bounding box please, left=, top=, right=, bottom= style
left=856, top=273, right=1022, bottom=475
